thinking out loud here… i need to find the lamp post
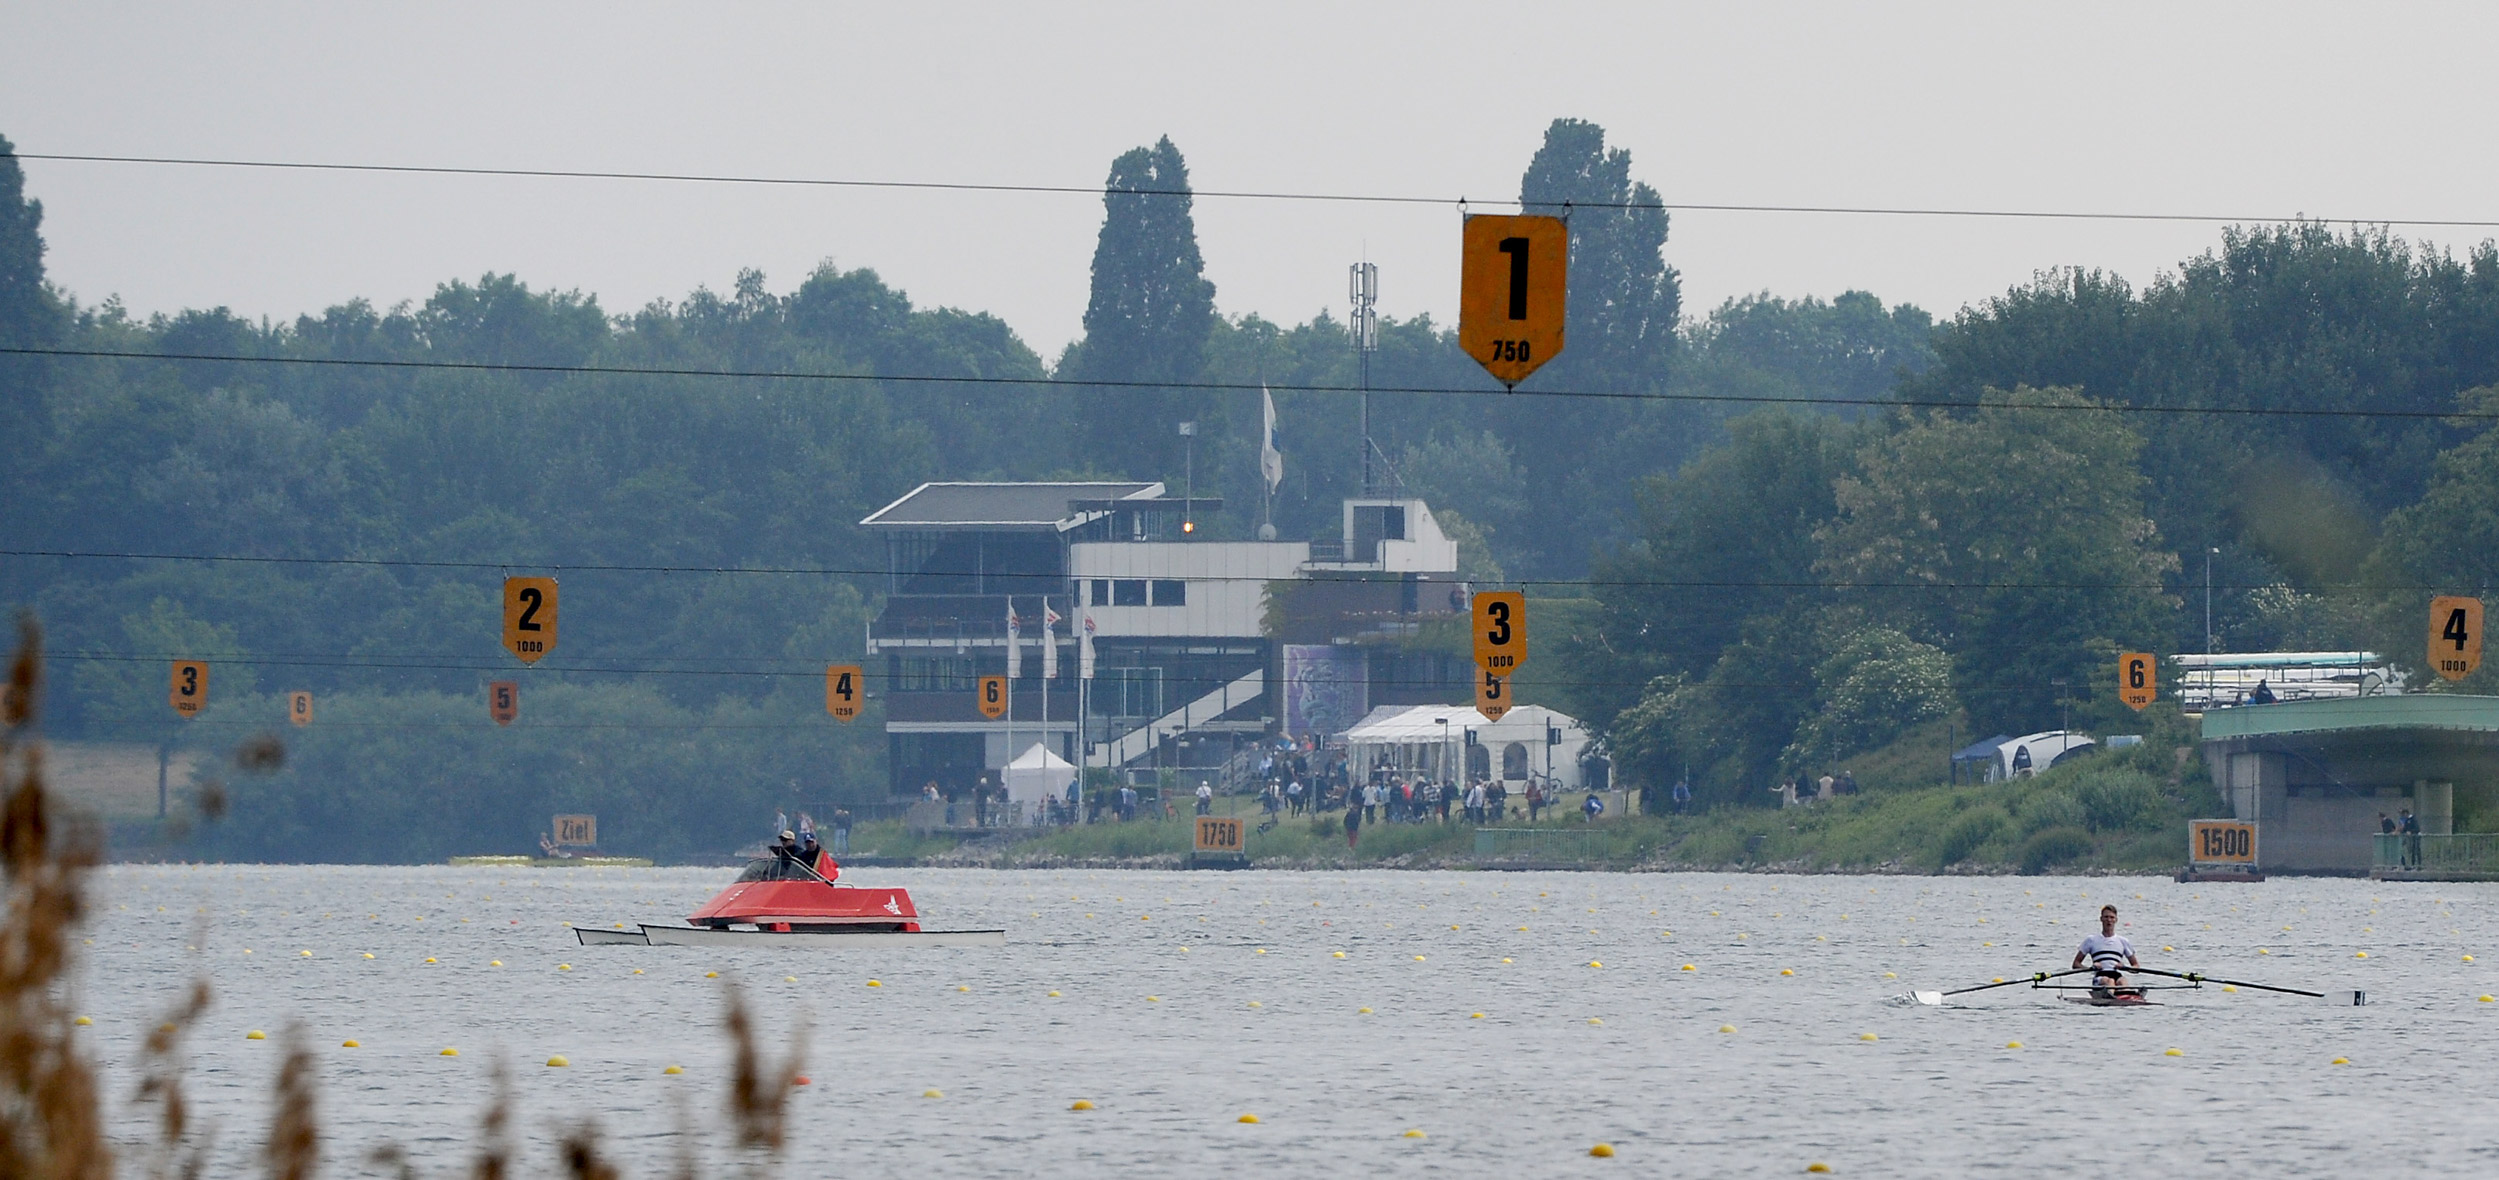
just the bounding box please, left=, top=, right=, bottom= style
left=1179, top=421, right=1197, bottom=535
left=1435, top=717, right=1450, bottom=795
left=2205, top=547, right=2219, bottom=655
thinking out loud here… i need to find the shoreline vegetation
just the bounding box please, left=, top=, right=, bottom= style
left=810, top=727, right=2220, bottom=877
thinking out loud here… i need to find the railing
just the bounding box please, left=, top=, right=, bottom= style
left=2373, top=833, right=2499, bottom=877
left=1473, top=827, right=1611, bottom=863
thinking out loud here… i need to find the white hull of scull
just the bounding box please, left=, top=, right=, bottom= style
left=575, top=924, right=1005, bottom=948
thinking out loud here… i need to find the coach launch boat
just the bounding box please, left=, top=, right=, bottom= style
left=575, top=848, right=1004, bottom=948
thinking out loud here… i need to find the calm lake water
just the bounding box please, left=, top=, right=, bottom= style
left=70, top=864, right=2499, bottom=1177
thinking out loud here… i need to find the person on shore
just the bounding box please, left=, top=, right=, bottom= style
left=1582, top=791, right=1605, bottom=822
left=1464, top=779, right=1487, bottom=824
left=2401, top=808, right=2421, bottom=866
left=1344, top=796, right=1363, bottom=850
left=1817, top=773, right=1837, bottom=802
left=1772, top=779, right=1799, bottom=808
left=1118, top=784, right=1137, bottom=822
left=1195, top=781, right=1214, bottom=816
left=1488, top=780, right=1508, bottom=822
left=2071, top=903, right=2141, bottom=999
left=1672, top=779, right=1692, bottom=815
left=1363, top=781, right=1382, bottom=825
left=1286, top=779, right=1305, bottom=816
left=1525, top=780, right=1545, bottom=822
left=831, top=807, right=852, bottom=855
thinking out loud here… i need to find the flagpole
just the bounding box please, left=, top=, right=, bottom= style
left=1040, top=595, right=1050, bottom=824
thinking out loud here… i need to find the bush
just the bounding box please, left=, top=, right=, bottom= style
left=1935, top=807, right=2009, bottom=867
left=2071, top=769, right=2166, bottom=833
left=2014, top=789, right=2088, bottom=835
left=2019, top=825, right=2095, bottom=874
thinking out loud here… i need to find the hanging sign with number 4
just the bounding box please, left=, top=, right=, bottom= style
left=502, top=577, right=559, bottom=664
left=2429, top=596, right=2483, bottom=682
left=825, top=664, right=863, bottom=722
left=1458, top=215, right=1567, bottom=387
left=2118, top=652, right=2156, bottom=711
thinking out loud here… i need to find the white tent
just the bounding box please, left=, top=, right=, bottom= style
left=1002, top=741, right=1077, bottom=808
left=1990, top=731, right=2096, bottom=781
left=1341, top=704, right=1593, bottom=789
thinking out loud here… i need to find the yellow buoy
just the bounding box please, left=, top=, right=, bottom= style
left=1589, top=961, right=1603, bottom=969
left=664, top=1065, right=683, bottom=1075
left=632, top=969, right=644, bottom=975
left=558, top=964, right=573, bottom=971
left=1502, top=958, right=1514, bottom=964
left=440, top=1047, right=459, bottom=1057
left=1590, top=1143, right=1616, bottom=1158
left=489, top=960, right=503, bottom=967
left=1146, top=995, right=1161, bottom=1002
left=1358, top=1007, right=1373, bottom=1014
left=1807, top=1164, right=1832, bottom=1174
left=1238, top=1113, right=1260, bottom=1124
left=245, top=1030, right=265, bottom=1040
left=362, top=953, right=375, bottom=960
left=866, top=980, right=882, bottom=987
left=2355, top=952, right=2368, bottom=959
left=2257, top=948, right=2270, bottom=955
left=2164, top=1048, right=2183, bottom=1057
left=1470, top=1012, right=1485, bottom=1019
left=1860, top=1033, right=1879, bottom=1042
left=2224, top=985, right=2238, bottom=993
left=1588, top=1017, right=1603, bottom=1025
left=1047, top=990, right=1062, bottom=997
left=1883, top=972, right=1896, bottom=979
left=1256, top=949, right=1268, bottom=955
left=424, top=958, right=437, bottom=964
left=2006, top=1041, right=2023, bottom=1049
left=705, top=971, right=718, bottom=978
left=1333, top=951, right=1347, bottom=959
left=1070, top=1100, right=1095, bottom=1111
left=341, top=1040, right=361, bottom=1048
left=547, top=1055, right=570, bottom=1067
left=2465, top=955, right=2476, bottom=962
left=1413, top=955, right=1426, bottom=961
left=73, top=1016, right=92, bottom=1027
left=923, top=1089, right=943, bottom=1099
left=1680, top=964, right=1696, bottom=972
left=1719, top=1024, right=1737, bottom=1034
left=1780, top=969, right=1795, bottom=976
left=1248, top=1001, right=1262, bottom=1008
left=2330, top=1057, right=2348, bottom=1065
left=2479, top=994, right=2494, bottom=1002
left=299, top=950, right=312, bottom=957
left=1404, top=1128, right=1426, bottom=1138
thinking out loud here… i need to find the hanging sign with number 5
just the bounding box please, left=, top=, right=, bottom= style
left=2429, top=596, right=2483, bottom=682
left=2118, top=652, right=2156, bottom=711
left=502, top=577, right=559, bottom=664
left=489, top=681, right=519, bottom=726
left=1458, top=215, right=1567, bottom=387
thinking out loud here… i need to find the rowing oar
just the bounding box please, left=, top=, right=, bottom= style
left=2124, top=965, right=2324, bottom=998
left=1913, top=967, right=2094, bottom=1005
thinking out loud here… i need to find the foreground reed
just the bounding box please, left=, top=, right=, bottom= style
left=0, top=618, right=806, bottom=1176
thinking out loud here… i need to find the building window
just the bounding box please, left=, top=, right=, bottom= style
left=1151, top=579, right=1187, bottom=606
left=1113, top=579, right=1147, bottom=606
left=1090, top=579, right=1111, bottom=606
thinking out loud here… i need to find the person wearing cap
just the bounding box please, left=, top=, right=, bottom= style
left=2071, top=904, right=2141, bottom=998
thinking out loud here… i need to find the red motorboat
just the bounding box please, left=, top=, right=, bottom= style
left=576, top=849, right=1003, bottom=948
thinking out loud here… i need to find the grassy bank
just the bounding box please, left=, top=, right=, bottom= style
left=843, top=740, right=2216, bottom=874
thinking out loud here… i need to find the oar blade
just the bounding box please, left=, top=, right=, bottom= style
left=1913, top=990, right=1947, bottom=1006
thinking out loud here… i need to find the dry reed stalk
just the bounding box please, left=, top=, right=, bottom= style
left=722, top=982, right=806, bottom=1155
left=470, top=1058, right=512, bottom=1180
left=559, top=1123, right=620, bottom=1180
left=0, top=616, right=112, bottom=1180
left=135, top=977, right=214, bottom=1180
left=264, top=1025, right=318, bottom=1180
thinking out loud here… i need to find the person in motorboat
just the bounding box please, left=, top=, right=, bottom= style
left=2071, top=904, right=2141, bottom=999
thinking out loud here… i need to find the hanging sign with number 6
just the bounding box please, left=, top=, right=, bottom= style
left=502, top=577, right=559, bottom=664
left=1476, top=669, right=1513, bottom=722
left=2429, top=596, right=2483, bottom=682
left=169, top=660, right=208, bottom=719
left=1472, top=591, right=1526, bottom=675
left=977, top=675, right=1008, bottom=720
left=288, top=691, right=312, bottom=727
left=2118, top=652, right=2156, bottom=711
left=1458, top=214, right=1567, bottom=387
left=489, top=680, right=519, bottom=726
left=825, top=664, right=864, bottom=722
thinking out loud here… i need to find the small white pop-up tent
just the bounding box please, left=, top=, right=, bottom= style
left=1002, top=741, right=1077, bottom=808
left=1340, top=704, right=1592, bottom=789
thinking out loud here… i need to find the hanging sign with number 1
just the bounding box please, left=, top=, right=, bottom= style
left=1458, top=215, right=1567, bottom=386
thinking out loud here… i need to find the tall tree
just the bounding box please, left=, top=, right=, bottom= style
left=1065, top=136, right=1217, bottom=480
left=0, top=132, right=58, bottom=347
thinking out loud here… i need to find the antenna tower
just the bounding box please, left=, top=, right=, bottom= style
left=1349, top=261, right=1380, bottom=494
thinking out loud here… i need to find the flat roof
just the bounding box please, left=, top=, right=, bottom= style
left=2199, top=694, right=2499, bottom=742
left=860, top=481, right=1162, bottom=528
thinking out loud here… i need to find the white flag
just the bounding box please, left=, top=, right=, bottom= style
left=1260, top=385, right=1284, bottom=494
left=1004, top=598, right=1021, bottom=681
left=1042, top=603, right=1061, bottom=680
left=1080, top=612, right=1097, bottom=681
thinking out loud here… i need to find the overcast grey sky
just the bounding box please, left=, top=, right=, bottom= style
left=5, top=2, right=2496, bottom=357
